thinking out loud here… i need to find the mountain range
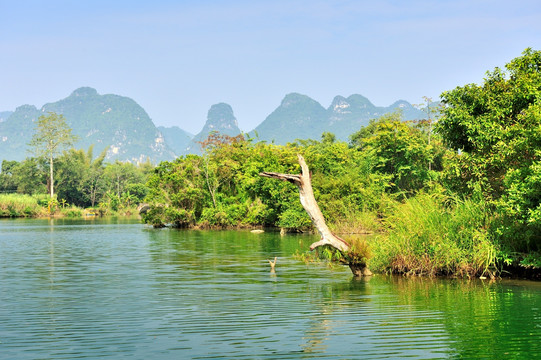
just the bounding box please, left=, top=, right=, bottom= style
left=184, top=103, right=242, bottom=155
left=0, top=87, right=176, bottom=163
left=0, top=87, right=428, bottom=163
left=249, top=93, right=425, bottom=144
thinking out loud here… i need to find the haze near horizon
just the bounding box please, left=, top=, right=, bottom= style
left=1, top=0, right=540, bottom=134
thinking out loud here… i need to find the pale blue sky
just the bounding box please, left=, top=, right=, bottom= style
left=1, top=0, right=540, bottom=134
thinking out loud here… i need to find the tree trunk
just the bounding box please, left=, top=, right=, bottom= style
left=260, top=154, right=372, bottom=276
left=49, top=155, right=54, bottom=199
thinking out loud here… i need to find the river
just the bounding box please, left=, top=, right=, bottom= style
left=0, top=218, right=540, bottom=359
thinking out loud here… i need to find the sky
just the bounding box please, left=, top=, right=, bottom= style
left=1, top=0, right=541, bottom=134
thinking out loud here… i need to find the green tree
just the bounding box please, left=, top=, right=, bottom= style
left=5, top=158, right=47, bottom=195
left=0, top=160, right=19, bottom=192
left=350, top=112, right=438, bottom=193
left=414, top=96, right=443, bottom=171
left=143, top=155, right=206, bottom=227
left=103, top=161, right=145, bottom=198
left=55, top=146, right=107, bottom=207
left=321, top=131, right=336, bottom=144
left=84, top=149, right=108, bottom=207
left=28, top=112, right=78, bottom=199
left=436, top=48, right=541, bottom=253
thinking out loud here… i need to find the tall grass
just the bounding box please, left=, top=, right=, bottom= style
left=370, top=191, right=498, bottom=277
left=328, top=209, right=380, bottom=234
left=60, top=205, right=84, bottom=218
left=0, top=194, right=48, bottom=217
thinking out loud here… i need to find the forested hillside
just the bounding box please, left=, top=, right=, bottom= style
left=0, top=87, right=176, bottom=163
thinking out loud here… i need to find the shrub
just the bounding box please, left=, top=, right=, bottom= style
left=164, top=207, right=194, bottom=227
left=61, top=206, right=83, bottom=218
left=278, top=206, right=312, bottom=230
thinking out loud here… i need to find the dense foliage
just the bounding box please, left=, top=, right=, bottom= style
left=437, top=48, right=541, bottom=265
left=0, top=147, right=152, bottom=213
left=1, top=49, right=540, bottom=277
left=143, top=134, right=303, bottom=228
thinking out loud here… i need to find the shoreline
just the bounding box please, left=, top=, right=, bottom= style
left=2, top=216, right=539, bottom=281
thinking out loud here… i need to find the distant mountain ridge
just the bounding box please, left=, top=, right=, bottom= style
left=157, top=126, right=192, bottom=156
left=0, top=87, right=176, bottom=163
left=183, top=103, right=241, bottom=155
left=0, top=111, right=12, bottom=123
left=250, top=93, right=426, bottom=144
left=250, top=93, right=327, bottom=144
left=0, top=88, right=427, bottom=162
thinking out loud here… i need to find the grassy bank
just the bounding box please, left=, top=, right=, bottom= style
left=0, top=194, right=48, bottom=217
left=296, top=191, right=501, bottom=279
left=368, top=192, right=498, bottom=278
left=2, top=192, right=535, bottom=279
left=0, top=193, right=139, bottom=218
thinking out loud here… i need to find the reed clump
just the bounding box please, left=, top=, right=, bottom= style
left=0, top=194, right=48, bottom=217
left=370, top=192, right=497, bottom=278
left=328, top=210, right=380, bottom=235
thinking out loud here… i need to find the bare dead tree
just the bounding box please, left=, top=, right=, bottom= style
left=260, top=154, right=372, bottom=277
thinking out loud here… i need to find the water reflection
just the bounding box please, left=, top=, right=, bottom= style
left=0, top=219, right=539, bottom=359
left=402, top=277, right=541, bottom=358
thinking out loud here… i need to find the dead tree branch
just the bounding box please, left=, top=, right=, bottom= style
left=261, top=154, right=372, bottom=277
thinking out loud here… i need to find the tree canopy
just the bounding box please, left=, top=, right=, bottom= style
left=28, top=112, right=78, bottom=198
left=437, top=47, right=541, bottom=252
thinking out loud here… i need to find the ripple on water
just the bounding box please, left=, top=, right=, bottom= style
left=1, top=220, right=540, bottom=359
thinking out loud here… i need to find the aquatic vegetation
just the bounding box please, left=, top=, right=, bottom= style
left=371, top=191, right=497, bottom=277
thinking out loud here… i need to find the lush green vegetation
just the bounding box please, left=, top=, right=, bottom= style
left=436, top=48, right=541, bottom=269
left=140, top=49, right=541, bottom=277
left=1, top=49, right=539, bottom=278
left=0, top=193, right=47, bottom=217
left=0, top=146, right=152, bottom=217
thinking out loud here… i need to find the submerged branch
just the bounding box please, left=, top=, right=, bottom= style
left=260, top=155, right=351, bottom=255
left=260, top=154, right=372, bottom=276
left=261, top=155, right=350, bottom=253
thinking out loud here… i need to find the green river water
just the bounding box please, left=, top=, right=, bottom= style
left=0, top=218, right=540, bottom=359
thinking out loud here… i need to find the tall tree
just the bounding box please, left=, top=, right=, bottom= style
left=350, top=111, right=437, bottom=193
left=436, top=48, right=541, bottom=252
left=55, top=146, right=108, bottom=207
left=28, top=112, right=78, bottom=199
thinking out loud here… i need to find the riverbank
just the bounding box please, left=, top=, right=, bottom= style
left=0, top=193, right=48, bottom=217
left=0, top=193, right=139, bottom=219
left=3, top=193, right=539, bottom=280
left=145, top=219, right=541, bottom=281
